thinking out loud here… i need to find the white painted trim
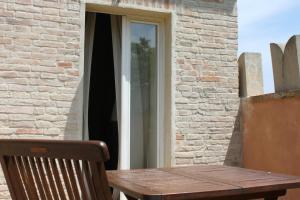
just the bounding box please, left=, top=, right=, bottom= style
left=125, top=16, right=166, bottom=168
left=78, top=3, right=86, bottom=141
left=169, top=11, right=177, bottom=166
left=86, top=2, right=172, bottom=16
left=157, top=20, right=166, bottom=168
left=120, top=16, right=131, bottom=170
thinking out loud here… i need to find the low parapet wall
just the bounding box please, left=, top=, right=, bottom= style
left=242, top=90, right=300, bottom=200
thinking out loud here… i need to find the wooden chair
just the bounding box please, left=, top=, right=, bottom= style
left=0, top=139, right=113, bottom=200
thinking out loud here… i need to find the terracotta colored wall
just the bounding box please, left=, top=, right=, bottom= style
left=243, top=91, right=300, bottom=200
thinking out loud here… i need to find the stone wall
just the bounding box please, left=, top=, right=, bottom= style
left=174, top=0, right=240, bottom=166
left=0, top=0, right=240, bottom=198
left=0, top=0, right=82, bottom=197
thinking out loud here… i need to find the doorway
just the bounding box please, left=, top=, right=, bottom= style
left=88, top=13, right=118, bottom=171
left=84, top=11, right=166, bottom=171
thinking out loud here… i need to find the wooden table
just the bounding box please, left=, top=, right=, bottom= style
left=107, top=165, right=300, bottom=200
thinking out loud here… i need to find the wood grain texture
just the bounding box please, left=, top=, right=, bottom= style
left=0, top=139, right=112, bottom=200
left=107, top=165, right=300, bottom=200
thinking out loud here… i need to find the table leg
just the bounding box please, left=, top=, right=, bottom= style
left=125, top=194, right=138, bottom=200
left=264, top=190, right=286, bottom=200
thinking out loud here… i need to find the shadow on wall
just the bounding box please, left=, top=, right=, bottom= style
left=63, top=78, right=83, bottom=141
left=224, top=102, right=243, bottom=167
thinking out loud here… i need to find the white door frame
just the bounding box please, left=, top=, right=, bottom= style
left=120, top=15, right=166, bottom=169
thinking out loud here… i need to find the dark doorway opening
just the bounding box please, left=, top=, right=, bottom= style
left=88, top=13, right=118, bottom=170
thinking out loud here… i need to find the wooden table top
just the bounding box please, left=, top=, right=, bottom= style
left=107, top=165, right=300, bottom=200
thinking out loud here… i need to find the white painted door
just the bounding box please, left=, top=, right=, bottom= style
left=120, top=16, right=165, bottom=170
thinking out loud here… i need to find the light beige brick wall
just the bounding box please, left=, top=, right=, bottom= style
left=0, top=0, right=240, bottom=198
left=174, top=0, right=241, bottom=166
left=0, top=0, right=82, bottom=198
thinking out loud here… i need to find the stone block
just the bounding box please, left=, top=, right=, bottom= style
left=270, top=43, right=285, bottom=92
left=284, top=35, right=300, bottom=90
left=270, top=35, right=300, bottom=92
left=238, top=53, right=264, bottom=97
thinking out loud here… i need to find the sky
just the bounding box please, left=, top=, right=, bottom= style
left=238, top=0, right=300, bottom=93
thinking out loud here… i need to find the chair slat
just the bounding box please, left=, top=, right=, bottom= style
left=0, top=139, right=113, bottom=200
left=58, top=158, right=75, bottom=200
left=42, top=157, right=59, bottom=200
left=83, top=160, right=97, bottom=200
left=90, top=161, right=112, bottom=200
left=65, top=160, right=81, bottom=199
left=22, top=157, right=39, bottom=199
left=73, top=160, right=89, bottom=200
left=5, top=156, right=27, bottom=200
left=29, top=157, right=47, bottom=200
left=15, top=156, right=30, bottom=199
left=49, top=158, right=67, bottom=200
left=35, top=157, right=53, bottom=200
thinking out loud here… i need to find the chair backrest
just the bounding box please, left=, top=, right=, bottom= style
left=0, top=139, right=113, bottom=200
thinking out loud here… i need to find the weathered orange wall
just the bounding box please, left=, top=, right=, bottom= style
left=243, top=91, right=300, bottom=200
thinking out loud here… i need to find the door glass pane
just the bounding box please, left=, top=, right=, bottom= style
left=130, top=23, right=158, bottom=169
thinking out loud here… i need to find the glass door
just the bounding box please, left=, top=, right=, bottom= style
left=120, top=17, right=164, bottom=170
left=130, top=22, right=158, bottom=169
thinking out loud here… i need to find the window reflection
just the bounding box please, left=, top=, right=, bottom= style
left=130, top=23, right=158, bottom=169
